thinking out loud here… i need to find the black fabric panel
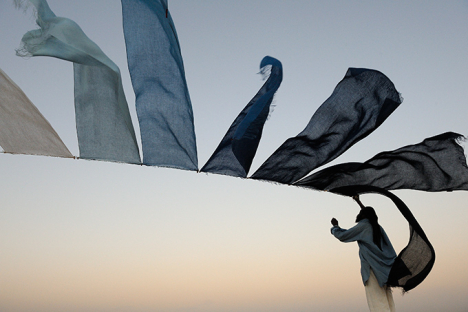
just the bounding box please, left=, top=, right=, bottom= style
left=295, top=132, right=468, bottom=191
left=251, top=68, right=401, bottom=184
left=330, top=185, right=435, bottom=292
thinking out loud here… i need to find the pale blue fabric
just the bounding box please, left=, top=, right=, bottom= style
left=331, top=219, right=396, bottom=287
left=121, top=0, right=198, bottom=170
left=17, top=0, right=141, bottom=164
left=201, top=56, right=282, bottom=177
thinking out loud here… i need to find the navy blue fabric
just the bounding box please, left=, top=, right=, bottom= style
left=201, top=56, right=282, bottom=177
left=295, top=132, right=468, bottom=191
left=251, top=68, right=402, bottom=184
left=122, top=0, right=198, bottom=170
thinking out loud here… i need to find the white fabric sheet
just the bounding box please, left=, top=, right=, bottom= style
left=0, top=68, right=73, bottom=158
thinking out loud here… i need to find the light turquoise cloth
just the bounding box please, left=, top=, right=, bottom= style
left=331, top=219, right=396, bottom=287
left=17, top=0, right=141, bottom=164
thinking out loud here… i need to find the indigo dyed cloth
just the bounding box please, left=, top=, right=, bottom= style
left=296, top=132, right=468, bottom=191
left=17, top=0, right=141, bottom=164
left=122, top=0, right=198, bottom=170
left=252, top=68, right=402, bottom=184
left=0, top=68, right=73, bottom=158
left=201, top=56, right=282, bottom=177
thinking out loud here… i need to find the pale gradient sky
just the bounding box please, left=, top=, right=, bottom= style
left=1, top=1, right=468, bottom=311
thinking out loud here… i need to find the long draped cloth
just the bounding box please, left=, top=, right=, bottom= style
left=201, top=56, right=283, bottom=177
left=251, top=68, right=402, bottom=184
left=295, top=132, right=468, bottom=191
left=295, top=132, right=468, bottom=291
left=332, top=185, right=435, bottom=292
left=17, top=0, right=141, bottom=164
left=0, top=68, right=73, bottom=158
left=121, top=0, right=198, bottom=170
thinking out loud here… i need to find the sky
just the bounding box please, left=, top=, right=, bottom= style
left=1, top=1, right=468, bottom=311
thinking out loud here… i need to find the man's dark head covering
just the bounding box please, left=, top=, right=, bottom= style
left=356, top=206, right=384, bottom=250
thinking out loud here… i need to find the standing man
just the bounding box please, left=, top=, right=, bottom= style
left=331, top=195, right=397, bottom=312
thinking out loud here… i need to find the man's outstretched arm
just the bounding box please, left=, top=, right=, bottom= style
left=353, top=195, right=365, bottom=209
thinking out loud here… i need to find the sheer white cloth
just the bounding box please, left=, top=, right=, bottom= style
left=0, top=68, right=73, bottom=158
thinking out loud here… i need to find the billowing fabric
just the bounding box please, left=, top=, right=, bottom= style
left=251, top=68, right=402, bottom=184
left=331, top=219, right=397, bottom=287
left=332, top=185, right=435, bottom=292
left=296, top=132, right=468, bottom=191
left=121, top=0, right=198, bottom=170
left=17, top=0, right=141, bottom=164
left=0, top=68, right=73, bottom=158
left=200, top=56, right=283, bottom=177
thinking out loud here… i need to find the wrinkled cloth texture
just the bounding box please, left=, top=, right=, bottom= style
left=201, top=56, right=282, bottom=177
left=121, top=0, right=198, bottom=170
left=17, top=0, right=141, bottom=164
left=251, top=68, right=402, bottom=184
left=332, top=185, right=435, bottom=292
left=296, top=132, right=468, bottom=191
left=331, top=219, right=397, bottom=287
left=0, top=68, right=73, bottom=158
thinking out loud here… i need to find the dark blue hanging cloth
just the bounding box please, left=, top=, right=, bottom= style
left=251, top=68, right=402, bottom=184
left=295, top=132, right=468, bottom=191
left=201, top=56, right=282, bottom=177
